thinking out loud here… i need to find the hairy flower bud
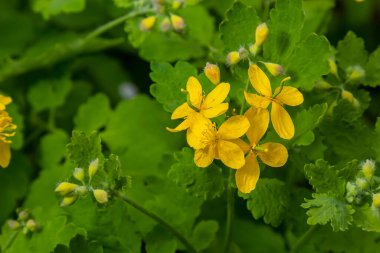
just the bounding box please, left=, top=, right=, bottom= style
left=7, top=220, right=20, bottom=230
left=356, top=178, right=369, bottom=190
left=18, top=210, right=29, bottom=221
left=73, top=167, right=84, bottom=182
left=55, top=182, right=79, bottom=196
left=170, top=14, right=185, bottom=31
left=160, top=17, right=171, bottom=32
left=88, top=158, right=99, bottom=179
left=255, top=23, right=269, bottom=46
left=226, top=51, right=240, bottom=65
left=341, top=90, right=360, bottom=108
left=60, top=194, right=78, bottom=207
left=75, top=186, right=88, bottom=196
left=372, top=193, right=380, bottom=208
left=204, top=63, right=220, bottom=85
left=249, top=44, right=259, bottom=55
left=93, top=189, right=108, bottom=204
left=346, top=65, right=365, bottom=82
left=262, top=62, right=284, bottom=76
left=25, top=219, right=38, bottom=232
left=139, top=16, right=157, bottom=32
left=362, top=159, right=376, bottom=180
left=328, top=57, right=338, bottom=76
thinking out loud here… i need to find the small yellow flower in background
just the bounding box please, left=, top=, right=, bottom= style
left=61, top=195, right=78, bottom=207
left=244, top=64, right=303, bottom=139
left=250, top=23, right=269, bottom=55
left=346, top=65, right=365, bottom=82
left=204, top=63, right=220, bottom=85
left=167, top=76, right=230, bottom=132
left=93, top=189, right=108, bottom=204
left=0, top=108, right=17, bottom=168
left=372, top=193, right=380, bottom=208
left=234, top=107, right=288, bottom=193
left=262, top=62, right=284, bottom=76
left=55, top=182, right=79, bottom=196
left=139, top=16, right=157, bottom=31
left=226, top=51, right=241, bottom=65
left=341, top=89, right=360, bottom=108
left=0, top=95, right=12, bottom=111
left=170, top=14, right=185, bottom=31
left=328, top=56, right=338, bottom=77
left=188, top=115, right=250, bottom=169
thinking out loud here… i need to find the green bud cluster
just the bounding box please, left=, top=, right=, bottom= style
left=7, top=209, right=41, bottom=235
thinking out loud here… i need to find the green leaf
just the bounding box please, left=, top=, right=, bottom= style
left=364, top=46, right=380, bottom=87
left=67, top=235, right=103, bottom=253
left=354, top=205, right=380, bottom=232
left=38, top=129, right=69, bottom=168
left=27, top=74, right=72, bottom=112
left=301, top=193, right=354, bottom=231
left=31, top=0, right=86, bottom=19
left=66, top=131, right=103, bottom=169
left=113, top=0, right=131, bottom=8
left=242, top=178, right=290, bottom=227
left=264, top=0, right=304, bottom=62
left=290, top=103, right=327, bottom=146
left=74, top=93, right=111, bottom=132
left=285, top=34, right=330, bottom=90
left=220, top=1, right=260, bottom=52
left=304, top=159, right=345, bottom=195
left=336, top=31, right=368, bottom=70
left=150, top=61, right=197, bottom=112
left=190, top=220, right=219, bottom=251
left=374, top=118, right=380, bottom=162
left=145, top=227, right=176, bottom=253
left=168, top=148, right=225, bottom=200
left=301, top=0, right=335, bottom=36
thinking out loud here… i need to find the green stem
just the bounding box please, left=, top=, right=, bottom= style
left=116, top=192, right=197, bottom=253
left=223, top=169, right=235, bottom=253
left=3, top=231, right=19, bottom=252
left=290, top=225, right=318, bottom=253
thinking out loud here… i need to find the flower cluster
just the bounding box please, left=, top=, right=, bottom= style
left=0, top=94, right=16, bottom=169
left=168, top=62, right=303, bottom=193
left=139, top=0, right=186, bottom=33
left=7, top=209, right=41, bottom=235
left=55, top=158, right=109, bottom=206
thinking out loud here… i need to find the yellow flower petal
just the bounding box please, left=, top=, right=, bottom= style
left=244, top=91, right=271, bottom=108
left=218, top=115, right=250, bottom=140
left=201, top=103, right=229, bottom=118
left=271, top=102, right=294, bottom=139
left=203, top=82, right=230, bottom=109
left=217, top=140, right=245, bottom=169
left=171, top=102, right=193, bottom=119
left=257, top=142, right=288, bottom=167
left=194, top=145, right=216, bottom=168
left=274, top=86, right=304, bottom=106
left=0, top=95, right=12, bottom=107
left=235, top=152, right=260, bottom=193
left=244, top=107, right=269, bottom=145
left=0, top=141, right=11, bottom=168
left=229, top=138, right=251, bottom=154
left=186, top=76, right=203, bottom=108
left=248, top=64, right=272, bottom=97
left=186, top=114, right=214, bottom=149
left=166, top=118, right=191, bottom=132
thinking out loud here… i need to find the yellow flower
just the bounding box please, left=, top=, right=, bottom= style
left=170, top=14, right=185, bottom=31
left=167, top=76, right=230, bottom=132
left=0, top=110, right=16, bottom=168
left=139, top=16, right=157, bottom=31
left=226, top=51, right=240, bottom=65
left=93, top=189, right=108, bottom=204
left=0, top=95, right=12, bottom=111
left=188, top=115, right=250, bottom=169
left=204, top=63, right=220, bottom=85
left=244, top=64, right=303, bottom=139
left=55, top=182, right=79, bottom=196
left=235, top=107, right=288, bottom=193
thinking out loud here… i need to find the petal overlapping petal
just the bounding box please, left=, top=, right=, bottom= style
left=218, top=115, right=250, bottom=140
left=248, top=64, right=272, bottom=97
left=257, top=142, right=288, bottom=167
left=271, top=102, right=294, bottom=139
left=235, top=152, right=260, bottom=193
left=201, top=103, right=229, bottom=118
left=244, top=92, right=271, bottom=108
left=274, top=86, right=304, bottom=106
left=244, top=107, right=269, bottom=145
left=171, top=102, right=193, bottom=119
left=194, top=145, right=216, bottom=168
left=217, top=140, right=245, bottom=169
left=203, top=82, right=230, bottom=108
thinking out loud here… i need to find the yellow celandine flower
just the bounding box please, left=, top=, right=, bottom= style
left=234, top=107, right=288, bottom=193
left=167, top=76, right=230, bottom=132
left=0, top=109, right=16, bottom=168
left=0, top=95, right=12, bottom=111
left=188, top=115, right=250, bottom=169
left=244, top=64, right=303, bottom=139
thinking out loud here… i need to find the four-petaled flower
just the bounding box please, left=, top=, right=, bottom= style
left=234, top=107, right=288, bottom=193
left=168, top=76, right=230, bottom=132
left=244, top=64, right=303, bottom=139
left=188, top=115, right=250, bottom=169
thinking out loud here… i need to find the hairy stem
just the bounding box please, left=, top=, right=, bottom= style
left=116, top=192, right=197, bottom=253
left=290, top=225, right=319, bottom=253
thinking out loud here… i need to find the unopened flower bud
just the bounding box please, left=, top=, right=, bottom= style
left=204, top=63, right=220, bottom=85
left=249, top=43, right=259, bottom=55
left=238, top=47, right=249, bottom=60
left=73, top=167, right=84, bottom=182
left=346, top=65, right=365, bottom=82
left=262, top=62, right=284, bottom=76
left=314, top=80, right=332, bottom=90
left=255, top=23, right=269, bottom=46
left=356, top=178, right=369, bottom=190
left=75, top=186, right=88, bottom=196
left=160, top=17, right=171, bottom=32
left=328, top=57, right=338, bottom=76
left=170, top=14, right=185, bottom=31
left=7, top=220, right=20, bottom=230
left=60, top=194, right=78, bottom=207
left=88, top=158, right=99, bottom=179
left=139, top=16, right=157, bottom=32
left=25, top=219, right=38, bottom=232
left=18, top=210, right=29, bottom=221
left=55, top=182, right=79, bottom=196
left=226, top=51, right=240, bottom=65
left=362, top=159, right=376, bottom=180
left=373, top=193, right=380, bottom=208
left=93, top=189, right=108, bottom=204
left=172, top=0, right=183, bottom=9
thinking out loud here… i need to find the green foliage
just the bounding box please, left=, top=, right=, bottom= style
left=337, top=31, right=368, bottom=71
left=31, top=0, right=86, bottom=19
